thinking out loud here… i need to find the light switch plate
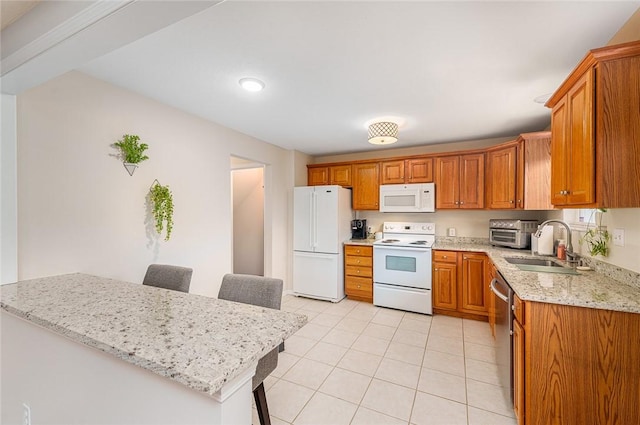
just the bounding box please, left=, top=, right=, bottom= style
left=448, top=227, right=456, bottom=237
left=613, top=228, right=625, bottom=246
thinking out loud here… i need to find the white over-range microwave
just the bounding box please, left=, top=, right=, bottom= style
left=379, top=183, right=435, bottom=213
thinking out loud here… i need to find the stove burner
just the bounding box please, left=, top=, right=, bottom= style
left=381, top=239, right=400, bottom=243
left=410, top=240, right=428, bottom=245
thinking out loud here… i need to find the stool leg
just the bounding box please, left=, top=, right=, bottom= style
left=253, top=382, right=271, bottom=425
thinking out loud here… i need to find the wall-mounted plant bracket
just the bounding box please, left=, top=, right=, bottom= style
left=123, top=163, right=138, bottom=176
left=112, top=134, right=149, bottom=176
left=149, top=179, right=174, bottom=241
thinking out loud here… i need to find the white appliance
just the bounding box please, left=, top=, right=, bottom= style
left=379, top=183, right=435, bottom=213
left=293, top=185, right=352, bottom=302
left=373, top=222, right=435, bottom=314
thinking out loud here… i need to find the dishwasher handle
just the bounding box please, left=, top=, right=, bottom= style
left=490, top=278, right=509, bottom=303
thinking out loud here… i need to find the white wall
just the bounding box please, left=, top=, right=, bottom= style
left=232, top=167, right=264, bottom=275
left=357, top=209, right=552, bottom=239
left=16, top=71, right=293, bottom=296
left=1, top=94, right=18, bottom=284
left=565, top=208, right=640, bottom=273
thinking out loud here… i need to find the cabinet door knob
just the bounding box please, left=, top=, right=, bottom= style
left=460, top=201, right=464, bottom=205
left=510, top=200, right=514, bottom=204
left=356, top=259, right=360, bottom=263
left=357, top=285, right=361, bottom=288
left=356, top=270, right=360, bottom=273
left=517, top=199, right=522, bottom=204
left=443, top=255, right=447, bottom=259
left=434, top=268, right=439, bottom=271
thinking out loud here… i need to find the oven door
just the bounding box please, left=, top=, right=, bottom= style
left=373, top=245, right=431, bottom=289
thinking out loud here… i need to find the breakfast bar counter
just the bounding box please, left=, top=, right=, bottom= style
left=0, top=273, right=307, bottom=424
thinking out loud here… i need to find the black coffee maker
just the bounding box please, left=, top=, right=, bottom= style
left=351, top=219, right=367, bottom=239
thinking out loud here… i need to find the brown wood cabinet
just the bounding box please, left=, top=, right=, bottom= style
left=512, top=308, right=525, bottom=425
left=381, top=158, right=434, bottom=184
left=460, top=252, right=489, bottom=315
left=519, top=299, right=640, bottom=424
left=380, top=160, right=405, bottom=184
left=329, top=164, right=352, bottom=186
left=486, top=132, right=553, bottom=210
left=432, top=251, right=457, bottom=311
left=435, top=153, right=484, bottom=209
left=486, top=143, right=518, bottom=209
left=344, top=245, right=373, bottom=302
left=308, top=166, right=329, bottom=186
left=432, top=250, right=488, bottom=320
left=352, top=163, right=379, bottom=210
left=308, top=164, right=352, bottom=186
left=546, top=40, right=640, bottom=208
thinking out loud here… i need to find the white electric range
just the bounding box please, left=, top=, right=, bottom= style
left=373, top=222, right=435, bottom=315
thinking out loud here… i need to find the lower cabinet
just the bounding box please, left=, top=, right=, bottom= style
left=516, top=299, right=640, bottom=425
left=344, top=245, right=373, bottom=302
left=432, top=250, right=488, bottom=320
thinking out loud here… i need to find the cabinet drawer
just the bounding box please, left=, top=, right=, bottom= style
left=433, top=250, right=457, bottom=263
left=345, top=245, right=373, bottom=256
left=345, top=265, right=372, bottom=278
left=345, top=255, right=373, bottom=267
left=513, top=294, right=524, bottom=325
left=345, top=276, right=373, bottom=297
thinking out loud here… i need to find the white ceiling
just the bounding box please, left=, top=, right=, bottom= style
left=7, top=1, right=640, bottom=156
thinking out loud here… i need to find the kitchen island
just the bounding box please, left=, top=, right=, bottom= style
left=0, top=273, right=307, bottom=425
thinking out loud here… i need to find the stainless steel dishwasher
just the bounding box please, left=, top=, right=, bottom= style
left=490, top=271, right=514, bottom=407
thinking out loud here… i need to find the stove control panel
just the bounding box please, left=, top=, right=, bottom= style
left=382, top=222, right=435, bottom=235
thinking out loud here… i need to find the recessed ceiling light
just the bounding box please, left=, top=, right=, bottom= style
left=239, top=78, right=265, bottom=92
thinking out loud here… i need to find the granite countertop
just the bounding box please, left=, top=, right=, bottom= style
left=0, top=273, right=307, bottom=396
left=345, top=238, right=376, bottom=246
left=433, top=242, right=640, bottom=314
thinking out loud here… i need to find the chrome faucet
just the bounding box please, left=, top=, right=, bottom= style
left=534, top=219, right=578, bottom=263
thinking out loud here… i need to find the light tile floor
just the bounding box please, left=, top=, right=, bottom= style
left=252, top=295, right=517, bottom=425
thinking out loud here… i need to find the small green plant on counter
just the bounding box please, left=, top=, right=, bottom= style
left=150, top=182, right=174, bottom=241
left=113, top=134, right=149, bottom=164
left=580, top=208, right=610, bottom=257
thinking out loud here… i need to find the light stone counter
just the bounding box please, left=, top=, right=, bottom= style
left=344, top=238, right=376, bottom=246
left=433, top=242, right=640, bottom=314
left=0, top=273, right=307, bottom=396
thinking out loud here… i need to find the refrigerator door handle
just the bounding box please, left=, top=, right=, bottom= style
left=309, top=192, right=314, bottom=248
left=312, top=192, right=317, bottom=248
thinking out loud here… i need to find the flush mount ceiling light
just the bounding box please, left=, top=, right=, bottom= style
left=239, top=77, right=265, bottom=92
left=368, top=121, right=399, bottom=145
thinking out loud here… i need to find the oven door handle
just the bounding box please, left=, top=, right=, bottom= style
left=374, top=245, right=431, bottom=252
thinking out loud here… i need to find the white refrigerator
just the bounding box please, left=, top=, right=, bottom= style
left=293, top=185, right=352, bottom=302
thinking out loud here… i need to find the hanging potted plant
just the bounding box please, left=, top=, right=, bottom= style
left=149, top=180, right=174, bottom=241
left=113, top=134, right=149, bottom=176
left=580, top=208, right=611, bottom=257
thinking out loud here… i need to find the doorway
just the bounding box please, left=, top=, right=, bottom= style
left=231, top=156, right=265, bottom=276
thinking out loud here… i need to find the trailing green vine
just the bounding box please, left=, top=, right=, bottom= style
left=113, top=134, right=149, bottom=164
left=580, top=208, right=610, bottom=257
left=149, top=182, right=174, bottom=241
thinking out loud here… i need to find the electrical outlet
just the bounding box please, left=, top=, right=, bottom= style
left=22, top=403, right=31, bottom=425
left=448, top=227, right=456, bottom=237
left=613, top=228, right=625, bottom=247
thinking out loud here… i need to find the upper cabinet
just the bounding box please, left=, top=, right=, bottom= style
left=380, top=158, right=433, bottom=184
left=352, top=163, right=380, bottom=210
left=486, top=132, right=553, bottom=210
left=546, top=40, right=640, bottom=208
left=308, top=164, right=351, bottom=186
left=435, top=153, right=484, bottom=209
left=486, top=143, right=518, bottom=209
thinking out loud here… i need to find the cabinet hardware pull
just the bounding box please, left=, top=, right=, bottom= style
left=517, top=199, right=521, bottom=204
left=510, top=200, right=514, bottom=204
left=460, top=201, right=464, bottom=205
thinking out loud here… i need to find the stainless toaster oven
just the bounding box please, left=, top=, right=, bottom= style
left=489, top=219, right=539, bottom=249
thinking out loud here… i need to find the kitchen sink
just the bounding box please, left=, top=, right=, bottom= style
left=505, top=257, right=563, bottom=267
left=504, top=257, right=579, bottom=275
